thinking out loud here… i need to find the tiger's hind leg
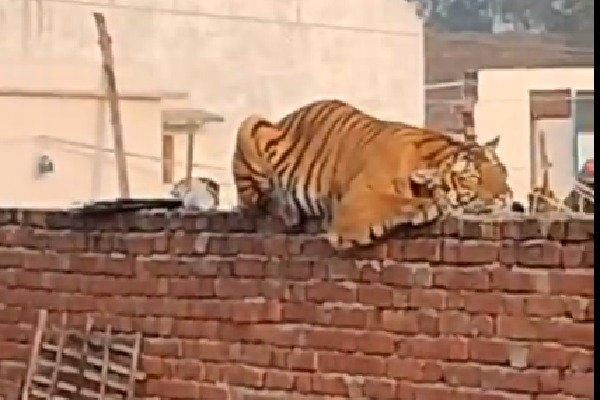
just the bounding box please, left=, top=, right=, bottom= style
left=268, top=187, right=302, bottom=228
left=327, top=186, right=441, bottom=250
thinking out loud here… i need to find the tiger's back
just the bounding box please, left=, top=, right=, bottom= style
left=235, top=100, right=408, bottom=217
left=232, top=99, right=513, bottom=249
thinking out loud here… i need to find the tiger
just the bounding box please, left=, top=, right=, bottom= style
left=170, top=176, right=220, bottom=211
left=232, top=99, right=513, bottom=250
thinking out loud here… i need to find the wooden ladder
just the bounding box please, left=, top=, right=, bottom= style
left=21, top=311, right=145, bottom=400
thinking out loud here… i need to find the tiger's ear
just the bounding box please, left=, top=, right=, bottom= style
left=483, top=135, right=500, bottom=151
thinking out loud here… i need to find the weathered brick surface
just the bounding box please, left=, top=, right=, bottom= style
left=0, top=209, right=594, bottom=400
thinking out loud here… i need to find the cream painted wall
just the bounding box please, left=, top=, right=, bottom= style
left=0, top=0, right=424, bottom=207
left=474, top=68, right=594, bottom=204
left=0, top=61, right=168, bottom=206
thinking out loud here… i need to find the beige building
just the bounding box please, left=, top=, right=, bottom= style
left=474, top=67, right=594, bottom=203
left=0, top=0, right=425, bottom=207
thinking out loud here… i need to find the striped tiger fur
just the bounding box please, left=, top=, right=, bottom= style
left=232, top=99, right=513, bottom=250
left=170, top=176, right=220, bottom=211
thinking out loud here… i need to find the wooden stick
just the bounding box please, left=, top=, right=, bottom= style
left=127, top=331, right=142, bottom=400
left=48, top=313, right=68, bottom=398
left=76, top=315, right=94, bottom=398
left=462, top=69, right=478, bottom=142
left=100, top=325, right=112, bottom=399
left=21, top=309, right=48, bottom=400
left=538, top=130, right=552, bottom=193
left=185, top=119, right=195, bottom=189
left=93, top=12, right=130, bottom=198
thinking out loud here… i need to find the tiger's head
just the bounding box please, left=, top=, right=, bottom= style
left=412, top=136, right=514, bottom=215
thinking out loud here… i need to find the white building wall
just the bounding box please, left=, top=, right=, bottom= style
left=474, top=68, right=594, bottom=203
left=0, top=0, right=425, bottom=207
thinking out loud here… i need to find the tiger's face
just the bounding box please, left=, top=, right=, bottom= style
left=438, top=136, right=513, bottom=214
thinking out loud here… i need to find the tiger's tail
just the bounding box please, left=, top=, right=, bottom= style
left=232, top=114, right=282, bottom=211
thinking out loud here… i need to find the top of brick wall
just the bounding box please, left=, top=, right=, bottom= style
left=0, top=208, right=593, bottom=257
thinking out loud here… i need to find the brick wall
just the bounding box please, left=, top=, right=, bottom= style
left=0, top=209, right=594, bottom=400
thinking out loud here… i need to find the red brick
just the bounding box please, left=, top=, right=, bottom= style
left=386, top=358, right=424, bottom=380
left=197, top=383, right=228, bottom=400
left=0, top=248, right=23, bottom=266
left=502, top=295, right=526, bottom=315
left=541, top=320, right=594, bottom=348
left=214, top=278, right=260, bottom=298
left=433, top=268, right=490, bottom=291
left=222, top=364, right=264, bottom=388
left=0, top=323, right=32, bottom=343
left=0, top=362, right=26, bottom=382
left=181, top=340, right=229, bottom=361
left=328, top=258, right=361, bottom=281
left=569, top=349, right=594, bottom=372
left=548, top=271, right=594, bottom=296
left=279, top=258, right=314, bottom=280
left=323, top=307, right=374, bottom=328
left=491, top=268, right=547, bottom=293
left=416, top=309, right=439, bottom=335
left=250, top=324, right=303, bottom=347
left=380, top=264, right=413, bottom=286
left=471, top=315, right=495, bottom=336
left=234, top=344, right=273, bottom=367
left=168, top=277, right=214, bottom=298
left=561, top=243, right=585, bottom=267
left=463, top=292, right=503, bottom=314
left=410, top=385, right=471, bottom=400
left=409, top=289, right=447, bottom=309
left=317, top=351, right=385, bottom=375
left=518, top=240, right=561, bottom=266
left=306, top=328, right=357, bottom=352
left=145, top=379, right=201, bottom=399
left=357, top=283, right=393, bottom=306
left=525, top=295, right=565, bottom=317
left=143, top=338, right=182, bottom=357
left=561, top=372, right=595, bottom=398
left=538, top=369, right=561, bottom=393
left=469, top=339, right=509, bottom=364
left=403, top=238, right=441, bottom=261
left=306, top=281, right=356, bottom=303
left=439, top=311, right=472, bottom=335
left=232, top=256, right=265, bottom=277
left=230, top=301, right=282, bottom=323
left=481, top=368, right=540, bottom=393
left=0, top=342, right=29, bottom=361
left=442, top=363, right=482, bottom=387
left=583, top=242, right=594, bottom=267
left=259, top=279, right=288, bottom=300
left=363, top=378, right=397, bottom=399
left=458, top=240, right=500, bottom=263
left=381, top=310, right=419, bottom=333
left=286, top=349, right=316, bottom=371
left=407, top=337, right=469, bottom=361
left=282, top=303, right=316, bottom=323
left=0, top=378, right=21, bottom=399
left=140, top=355, right=165, bottom=376
left=527, top=343, right=569, bottom=368
left=311, top=374, right=348, bottom=396
left=496, top=316, right=540, bottom=339
left=264, top=370, right=295, bottom=390
left=166, top=359, right=203, bottom=380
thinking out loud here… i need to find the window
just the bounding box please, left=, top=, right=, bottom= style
left=162, top=134, right=175, bottom=184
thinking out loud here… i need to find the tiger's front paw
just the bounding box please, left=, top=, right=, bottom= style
left=408, top=200, right=441, bottom=225
left=383, top=199, right=441, bottom=227
left=326, top=228, right=374, bottom=251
